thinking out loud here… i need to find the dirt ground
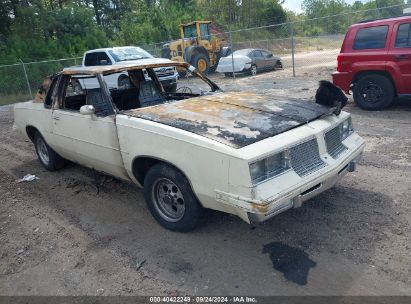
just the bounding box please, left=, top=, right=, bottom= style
left=0, top=62, right=410, bottom=296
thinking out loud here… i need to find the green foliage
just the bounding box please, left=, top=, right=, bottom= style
left=0, top=0, right=408, bottom=104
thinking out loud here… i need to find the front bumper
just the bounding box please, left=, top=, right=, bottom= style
left=215, top=139, right=364, bottom=224
left=332, top=71, right=352, bottom=94
left=248, top=152, right=361, bottom=223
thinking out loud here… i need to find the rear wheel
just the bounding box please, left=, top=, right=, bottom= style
left=191, top=53, right=210, bottom=74
left=144, top=163, right=203, bottom=232
left=34, top=132, right=65, bottom=171
left=353, top=74, right=394, bottom=110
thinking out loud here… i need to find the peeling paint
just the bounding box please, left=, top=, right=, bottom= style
left=124, top=91, right=331, bottom=148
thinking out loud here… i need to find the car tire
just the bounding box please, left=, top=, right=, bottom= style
left=353, top=74, right=394, bottom=111
left=34, top=132, right=65, bottom=171
left=118, top=76, right=131, bottom=89
left=250, top=64, right=257, bottom=76
left=275, top=60, right=283, bottom=70
left=143, top=163, right=203, bottom=232
left=191, top=53, right=210, bottom=75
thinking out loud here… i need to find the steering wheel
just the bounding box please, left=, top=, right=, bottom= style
left=176, top=86, right=192, bottom=94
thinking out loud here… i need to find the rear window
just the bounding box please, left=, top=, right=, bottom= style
left=353, top=25, right=389, bottom=50
left=395, top=23, right=411, bottom=48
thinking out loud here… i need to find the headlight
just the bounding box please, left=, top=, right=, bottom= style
left=341, top=117, right=354, bottom=140
left=249, top=151, right=291, bottom=184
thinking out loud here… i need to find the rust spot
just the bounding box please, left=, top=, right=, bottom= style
left=62, top=61, right=190, bottom=75
left=250, top=202, right=269, bottom=213
left=33, top=75, right=54, bottom=103
left=124, top=91, right=330, bottom=148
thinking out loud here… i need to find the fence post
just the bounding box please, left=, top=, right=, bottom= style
left=229, top=30, right=235, bottom=80
left=19, top=59, right=33, bottom=99
left=290, top=22, right=296, bottom=78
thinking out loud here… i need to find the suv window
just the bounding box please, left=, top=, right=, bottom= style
left=353, top=25, right=389, bottom=50
left=395, top=23, right=411, bottom=48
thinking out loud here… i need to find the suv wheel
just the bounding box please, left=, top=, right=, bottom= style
left=143, top=163, right=203, bottom=232
left=353, top=75, right=394, bottom=110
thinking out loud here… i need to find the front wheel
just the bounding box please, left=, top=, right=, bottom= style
left=191, top=53, right=210, bottom=75
left=250, top=64, right=257, bottom=76
left=275, top=60, right=283, bottom=70
left=353, top=74, right=394, bottom=110
left=34, top=132, right=65, bottom=171
left=143, top=164, right=203, bottom=232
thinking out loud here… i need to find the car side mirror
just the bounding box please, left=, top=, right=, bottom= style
left=268, top=53, right=273, bottom=58
left=80, top=105, right=95, bottom=115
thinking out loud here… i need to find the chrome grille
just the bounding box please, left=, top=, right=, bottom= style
left=155, top=67, right=175, bottom=77
left=325, top=125, right=347, bottom=159
left=290, top=138, right=326, bottom=177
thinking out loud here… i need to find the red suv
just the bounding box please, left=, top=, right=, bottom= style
left=333, top=15, right=411, bottom=110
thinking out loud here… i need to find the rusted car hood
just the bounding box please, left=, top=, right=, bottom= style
left=124, top=92, right=332, bottom=149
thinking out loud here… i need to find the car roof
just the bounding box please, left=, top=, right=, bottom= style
left=84, top=46, right=146, bottom=53
left=352, top=15, right=411, bottom=28
left=63, top=58, right=188, bottom=75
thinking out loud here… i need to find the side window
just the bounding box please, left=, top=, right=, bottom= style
left=253, top=50, right=263, bottom=58
left=84, top=53, right=98, bottom=66
left=61, top=75, right=113, bottom=117
left=261, top=50, right=271, bottom=58
left=353, top=26, right=389, bottom=50
left=395, top=23, right=411, bottom=48
left=200, top=23, right=210, bottom=40
left=97, top=52, right=112, bottom=65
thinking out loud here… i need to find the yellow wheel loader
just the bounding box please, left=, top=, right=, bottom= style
left=161, top=21, right=231, bottom=74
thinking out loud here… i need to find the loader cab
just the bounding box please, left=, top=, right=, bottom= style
left=180, top=21, right=211, bottom=41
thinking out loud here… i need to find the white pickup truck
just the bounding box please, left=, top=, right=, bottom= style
left=14, top=59, right=365, bottom=232
left=78, top=46, right=178, bottom=92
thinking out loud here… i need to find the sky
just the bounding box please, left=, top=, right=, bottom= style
left=283, top=0, right=370, bottom=13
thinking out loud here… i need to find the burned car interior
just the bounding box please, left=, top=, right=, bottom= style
left=59, top=65, right=216, bottom=116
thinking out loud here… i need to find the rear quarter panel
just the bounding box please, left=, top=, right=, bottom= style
left=14, top=101, right=52, bottom=142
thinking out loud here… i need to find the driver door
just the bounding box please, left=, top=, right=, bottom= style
left=50, top=74, right=128, bottom=180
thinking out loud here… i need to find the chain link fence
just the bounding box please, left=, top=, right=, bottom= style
left=0, top=57, right=81, bottom=106
left=1, top=2, right=409, bottom=105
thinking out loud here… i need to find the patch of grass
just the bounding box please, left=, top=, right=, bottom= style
left=0, top=94, right=32, bottom=106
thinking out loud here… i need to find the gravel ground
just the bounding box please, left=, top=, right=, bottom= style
left=0, top=63, right=410, bottom=296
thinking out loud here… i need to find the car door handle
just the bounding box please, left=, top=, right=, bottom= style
left=394, top=54, right=409, bottom=61
left=53, top=116, right=60, bottom=121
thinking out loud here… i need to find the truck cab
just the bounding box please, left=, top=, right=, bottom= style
left=81, top=47, right=179, bottom=92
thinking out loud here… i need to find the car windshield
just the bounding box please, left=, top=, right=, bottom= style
left=233, top=49, right=252, bottom=56
left=109, top=47, right=153, bottom=62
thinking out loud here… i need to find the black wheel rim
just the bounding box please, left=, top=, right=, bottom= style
left=360, top=81, right=383, bottom=104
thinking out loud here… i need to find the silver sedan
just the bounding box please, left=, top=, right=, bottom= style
left=216, top=48, right=283, bottom=77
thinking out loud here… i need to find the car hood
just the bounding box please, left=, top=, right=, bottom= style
left=123, top=92, right=333, bottom=149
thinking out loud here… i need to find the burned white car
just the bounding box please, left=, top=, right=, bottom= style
left=14, top=58, right=364, bottom=231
